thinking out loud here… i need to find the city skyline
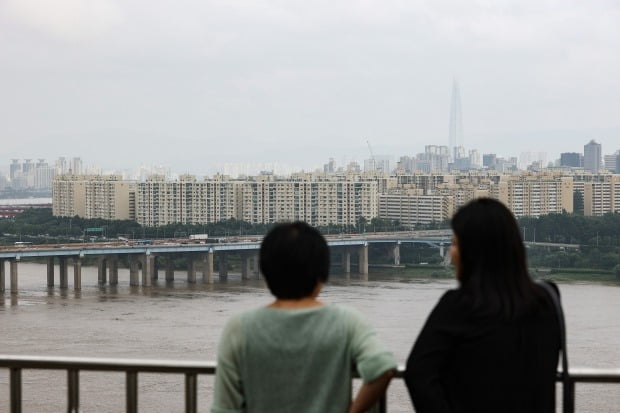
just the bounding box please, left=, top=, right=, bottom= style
left=2, top=133, right=619, bottom=180
left=1, top=1, right=619, bottom=173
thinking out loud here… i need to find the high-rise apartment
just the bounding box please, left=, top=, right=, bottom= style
left=53, top=175, right=135, bottom=220
left=583, top=175, right=620, bottom=216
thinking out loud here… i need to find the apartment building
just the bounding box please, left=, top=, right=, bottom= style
left=53, top=175, right=135, bottom=220
left=240, top=178, right=378, bottom=226
left=489, top=174, right=573, bottom=217
left=135, top=175, right=240, bottom=227
left=583, top=175, right=620, bottom=216
left=378, top=193, right=454, bottom=226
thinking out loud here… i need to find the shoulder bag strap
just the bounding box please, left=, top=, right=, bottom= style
left=538, top=281, right=572, bottom=413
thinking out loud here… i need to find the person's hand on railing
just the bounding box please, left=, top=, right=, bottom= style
left=348, top=369, right=395, bottom=413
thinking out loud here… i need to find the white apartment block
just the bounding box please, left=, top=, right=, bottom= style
left=240, top=179, right=378, bottom=226
left=135, top=175, right=240, bottom=227
left=489, top=175, right=573, bottom=217
left=584, top=175, right=620, bottom=216
left=53, top=175, right=135, bottom=220
left=378, top=193, right=454, bottom=226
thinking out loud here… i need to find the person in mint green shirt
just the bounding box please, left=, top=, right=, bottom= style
left=212, top=222, right=396, bottom=413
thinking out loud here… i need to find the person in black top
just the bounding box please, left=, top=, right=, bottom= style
left=405, top=198, right=560, bottom=413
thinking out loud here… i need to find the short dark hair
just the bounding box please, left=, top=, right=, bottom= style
left=451, top=198, right=542, bottom=318
left=259, top=221, right=330, bottom=299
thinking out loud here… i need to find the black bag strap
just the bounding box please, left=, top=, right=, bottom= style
left=538, top=281, right=572, bottom=413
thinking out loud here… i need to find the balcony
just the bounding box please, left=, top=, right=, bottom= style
left=1, top=355, right=618, bottom=413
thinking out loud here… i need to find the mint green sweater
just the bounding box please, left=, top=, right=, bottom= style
left=211, top=305, right=396, bottom=413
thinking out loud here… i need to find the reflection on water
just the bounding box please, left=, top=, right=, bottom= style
left=1, top=262, right=619, bottom=412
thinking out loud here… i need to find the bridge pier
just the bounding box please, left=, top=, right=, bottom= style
left=241, top=254, right=250, bottom=280
left=165, top=257, right=175, bottom=282
left=253, top=253, right=260, bottom=279
left=187, top=256, right=196, bottom=283
left=59, top=257, right=68, bottom=289
left=73, top=257, right=82, bottom=290
left=439, top=244, right=445, bottom=258
left=342, top=250, right=351, bottom=274
left=218, top=253, right=228, bottom=282
left=47, top=257, right=55, bottom=287
left=393, top=243, right=401, bottom=266
left=142, top=255, right=154, bottom=287
left=109, top=256, right=119, bottom=286
left=152, top=258, right=159, bottom=281
left=358, top=245, right=368, bottom=275
left=0, top=259, right=5, bottom=292
left=98, top=257, right=107, bottom=285
left=129, top=257, right=140, bottom=286
left=10, top=259, right=18, bottom=294
left=202, top=251, right=214, bottom=284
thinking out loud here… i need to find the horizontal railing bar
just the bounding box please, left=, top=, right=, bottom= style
left=561, top=368, right=620, bottom=383
left=2, top=355, right=620, bottom=385
left=0, top=355, right=215, bottom=374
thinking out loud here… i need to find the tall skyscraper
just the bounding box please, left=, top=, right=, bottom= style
left=583, top=140, right=602, bottom=173
left=449, top=79, right=464, bottom=161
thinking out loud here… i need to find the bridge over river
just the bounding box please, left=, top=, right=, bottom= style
left=0, top=229, right=581, bottom=294
left=0, top=230, right=455, bottom=293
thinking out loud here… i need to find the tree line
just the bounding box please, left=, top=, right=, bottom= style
left=1, top=208, right=618, bottom=273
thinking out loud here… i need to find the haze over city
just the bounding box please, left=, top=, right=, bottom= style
left=1, top=0, right=619, bottom=174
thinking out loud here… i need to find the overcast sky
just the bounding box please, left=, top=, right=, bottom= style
left=1, top=0, right=619, bottom=174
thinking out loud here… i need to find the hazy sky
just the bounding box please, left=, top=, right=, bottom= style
left=1, top=0, right=619, bottom=174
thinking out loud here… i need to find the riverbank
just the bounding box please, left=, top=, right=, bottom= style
left=365, top=264, right=620, bottom=283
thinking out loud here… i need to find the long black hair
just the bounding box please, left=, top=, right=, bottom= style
left=451, top=198, right=544, bottom=319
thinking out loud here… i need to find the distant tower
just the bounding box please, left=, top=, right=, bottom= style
left=583, top=140, right=602, bottom=173
left=449, top=79, right=464, bottom=161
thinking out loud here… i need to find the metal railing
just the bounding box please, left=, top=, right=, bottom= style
left=1, top=354, right=619, bottom=413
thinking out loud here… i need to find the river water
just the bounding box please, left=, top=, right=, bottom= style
left=1, top=263, right=619, bottom=412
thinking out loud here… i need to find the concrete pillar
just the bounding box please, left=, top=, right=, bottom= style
left=342, top=250, right=351, bottom=274
left=47, top=257, right=55, bottom=287
left=142, top=255, right=154, bottom=287
left=129, top=257, right=140, bottom=286
left=253, top=254, right=260, bottom=279
left=0, top=259, right=5, bottom=292
left=241, top=254, right=250, bottom=280
left=218, top=253, right=228, bottom=281
left=393, top=243, right=401, bottom=266
left=202, top=251, right=214, bottom=284
left=59, top=257, right=68, bottom=289
left=152, top=257, right=159, bottom=281
left=10, top=259, right=18, bottom=294
left=109, top=257, right=119, bottom=285
left=166, top=256, right=175, bottom=282
left=358, top=245, right=368, bottom=275
left=98, top=257, right=107, bottom=285
left=439, top=244, right=445, bottom=258
left=187, top=256, right=196, bottom=283
left=73, top=257, right=82, bottom=291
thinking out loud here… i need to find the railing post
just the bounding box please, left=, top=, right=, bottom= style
left=367, top=394, right=387, bottom=413
left=10, top=367, right=22, bottom=413
left=126, top=371, right=138, bottom=413
left=565, top=379, right=576, bottom=413
left=185, top=373, right=197, bottom=413
left=67, top=369, right=80, bottom=413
